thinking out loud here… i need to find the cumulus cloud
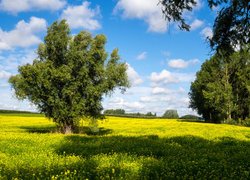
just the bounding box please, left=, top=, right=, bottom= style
left=190, top=19, right=204, bottom=30
left=201, top=27, right=213, bottom=39
left=114, top=0, right=168, bottom=33
left=61, top=1, right=101, bottom=30
left=105, top=97, right=144, bottom=112
left=0, top=17, right=47, bottom=50
left=151, top=87, right=172, bottom=95
left=150, top=69, right=195, bottom=85
left=168, top=58, right=199, bottom=69
left=126, top=63, right=143, bottom=86
left=151, top=86, right=185, bottom=95
left=136, top=51, right=147, bottom=60
left=0, top=0, right=66, bottom=13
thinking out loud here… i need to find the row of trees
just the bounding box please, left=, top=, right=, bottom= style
left=189, top=48, right=250, bottom=123
left=104, top=109, right=157, bottom=117
left=160, top=0, right=249, bottom=123
left=104, top=109, right=184, bottom=119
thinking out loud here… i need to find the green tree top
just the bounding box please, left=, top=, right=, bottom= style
left=160, top=0, right=249, bottom=53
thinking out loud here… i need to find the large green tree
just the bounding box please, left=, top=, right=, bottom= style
left=189, top=49, right=250, bottom=123
left=160, top=0, right=249, bottom=52
left=9, top=20, right=129, bottom=133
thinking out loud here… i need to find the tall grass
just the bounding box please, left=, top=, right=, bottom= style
left=0, top=115, right=249, bottom=179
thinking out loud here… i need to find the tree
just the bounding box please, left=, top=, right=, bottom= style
left=189, top=49, right=250, bottom=123
left=104, top=109, right=126, bottom=115
left=229, top=48, right=250, bottom=120
left=160, top=0, right=249, bottom=53
left=162, top=109, right=179, bottom=119
left=9, top=20, right=129, bottom=133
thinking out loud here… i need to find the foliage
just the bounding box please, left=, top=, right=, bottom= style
left=208, top=0, right=250, bottom=52
left=159, top=0, right=197, bottom=30
left=0, top=109, right=39, bottom=114
left=9, top=20, right=129, bottom=133
left=189, top=49, right=250, bottom=123
left=0, top=114, right=250, bottom=179
left=104, top=109, right=125, bottom=115
left=104, top=109, right=157, bottom=118
left=160, top=0, right=250, bottom=52
left=162, top=109, right=179, bottom=119
left=179, top=114, right=201, bottom=120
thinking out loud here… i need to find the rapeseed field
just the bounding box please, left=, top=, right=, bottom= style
left=0, top=114, right=249, bottom=179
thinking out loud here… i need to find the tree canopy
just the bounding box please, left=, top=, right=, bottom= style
left=162, top=109, right=179, bottom=119
left=189, top=48, right=250, bottom=123
left=160, top=0, right=250, bottom=52
left=9, top=20, right=129, bottom=133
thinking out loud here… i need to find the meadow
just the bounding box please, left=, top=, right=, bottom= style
left=0, top=114, right=250, bottom=179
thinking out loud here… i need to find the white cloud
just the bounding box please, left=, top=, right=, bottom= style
left=0, top=70, right=11, bottom=79
left=114, top=0, right=168, bottom=33
left=0, top=0, right=66, bottom=13
left=201, top=27, right=213, bottom=39
left=126, top=63, right=143, bottom=86
left=151, top=87, right=172, bottom=95
left=105, top=97, right=144, bottom=113
left=168, top=58, right=199, bottom=69
left=0, top=17, right=47, bottom=50
left=8, top=50, right=36, bottom=71
left=150, top=69, right=195, bottom=85
left=150, top=70, right=178, bottom=84
left=61, top=1, right=101, bottom=30
left=190, top=19, right=204, bottom=30
left=136, top=51, right=147, bottom=60
left=151, top=86, right=185, bottom=95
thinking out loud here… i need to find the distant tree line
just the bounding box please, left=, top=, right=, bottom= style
left=104, top=109, right=156, bottom=118
left=104, top=109, right=202, bottom=121
left=0, top=109, right=39, bottom=114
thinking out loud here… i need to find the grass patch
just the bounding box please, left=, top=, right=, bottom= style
left=0, top=115, right=249, bottom=179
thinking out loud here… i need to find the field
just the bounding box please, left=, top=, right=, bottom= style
left=0, top=114, right=250, bottom=179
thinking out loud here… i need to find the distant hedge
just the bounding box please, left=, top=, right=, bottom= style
left=0, top=109, right=43, bottom=117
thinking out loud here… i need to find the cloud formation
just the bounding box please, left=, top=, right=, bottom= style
left=0, top=0, right=66, bottom=13
left=136, top=51, right=147, bottom=60
left=61, top=1, right=101, bottom=30
left=0, top=70, right=11, bottom=79
left=0, top=17, right=47, bottom=50
left=150, top=69, right=195, bottom=85
left=168, top=58, right=199, bottom=69
left=201, top=27, right=213, bottom=39
left=126, top=63, right=143, bottom=86
left=190, top=19, right=204, bottom=30
left=114, top=0, right=168, bottom=33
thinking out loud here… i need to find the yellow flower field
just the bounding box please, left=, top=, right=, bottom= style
left=0, top=114, right=249, bottom=179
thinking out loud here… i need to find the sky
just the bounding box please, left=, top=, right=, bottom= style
left=0, top=0, right=217, bottom=116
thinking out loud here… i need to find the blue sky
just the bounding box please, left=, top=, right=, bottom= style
left=0, top=0, right=216, bottom=116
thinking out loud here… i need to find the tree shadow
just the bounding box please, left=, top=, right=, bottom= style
left=20, top=125, right=58, bottom=133
left=53, top=135, right=250, bottom=179
left=20, top=125, right=112, bottom=135
left=75, top=126, right=113, bottom=136
left=177, top=119, right=205, bottom=123
left=3, top=130, right=250, bottom=179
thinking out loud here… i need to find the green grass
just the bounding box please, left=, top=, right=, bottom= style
left=0, top=115, right=250, bottom=179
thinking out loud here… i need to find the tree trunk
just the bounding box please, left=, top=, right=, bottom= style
left=62, top=124, right=73, bottom=134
